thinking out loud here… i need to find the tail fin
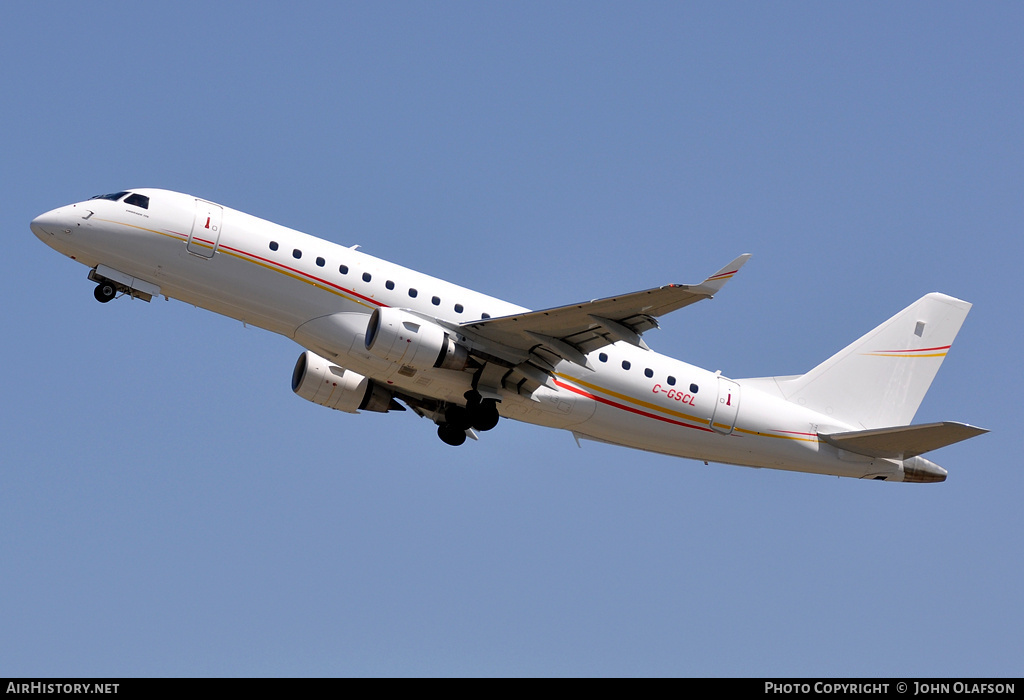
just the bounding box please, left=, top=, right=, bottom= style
left=776, top=293, right=972, bottom=429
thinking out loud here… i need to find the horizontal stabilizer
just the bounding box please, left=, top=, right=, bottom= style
left=819, top=422, right=988, bottom=460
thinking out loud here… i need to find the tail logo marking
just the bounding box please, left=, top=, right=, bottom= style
left=860, top=345, right=951, bottom=359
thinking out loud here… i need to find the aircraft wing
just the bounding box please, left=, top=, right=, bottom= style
left=458, top=254, right=750, bottom=373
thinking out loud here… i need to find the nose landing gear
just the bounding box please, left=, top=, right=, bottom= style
left=87, top=266, right=159, bottom=303
left=93, top=281, right=117, bottom=303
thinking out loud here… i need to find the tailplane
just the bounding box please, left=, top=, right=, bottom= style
left=818, top=421, right=988, bottom=459
left=769, top=293, right=972, bottom=429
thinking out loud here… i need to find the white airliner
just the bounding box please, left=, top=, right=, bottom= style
left=31, top=188, right=987, bottom=482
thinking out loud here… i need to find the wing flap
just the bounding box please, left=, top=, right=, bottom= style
left=819, top=421, right=988, bottom=459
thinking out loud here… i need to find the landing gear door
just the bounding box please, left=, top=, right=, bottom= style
left=711, top=377, right=740, bottom=435
left=187, top=199, right=223, bottom=258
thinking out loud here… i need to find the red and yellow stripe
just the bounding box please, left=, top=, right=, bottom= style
left=553, top=373, right=821, bottom=443
left=97, top=217, right=383, bottom=311
left=860, top=345, right=950, bottom=358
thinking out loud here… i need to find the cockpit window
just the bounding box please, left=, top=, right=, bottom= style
left=124, top=193, right=150, bottom=209
left=91, top=191, right=129, bottom=202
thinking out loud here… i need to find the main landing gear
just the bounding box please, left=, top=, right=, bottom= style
left=436, top=391, right=501, bottom=446
left=437, top=423, right=468, bottom=446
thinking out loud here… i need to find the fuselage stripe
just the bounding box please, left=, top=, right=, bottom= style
left=218, top=242, right=384, bottom=308
left=860, top=352, right=948, bottom=358
left=557, top=372, right=705, bottom=424
left=553, top=378, right=716, bottom=433
left=554, top=373, right=820, bottom=442
left=100, top=217, right=385, bottom=311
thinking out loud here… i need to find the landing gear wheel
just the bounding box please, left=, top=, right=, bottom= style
left=437, top=424, right=467, bottom=446
left=94, top=281, right=117, bottom=303
left=471, top=399, right=500, bottom=432
left=444, top=405, right=474, bottom=431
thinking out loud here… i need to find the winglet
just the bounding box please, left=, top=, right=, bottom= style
left=691, top=253, right=752, bottom=296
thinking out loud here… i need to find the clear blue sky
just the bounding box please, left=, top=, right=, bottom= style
left=2, top=2, right=1021, bottom=677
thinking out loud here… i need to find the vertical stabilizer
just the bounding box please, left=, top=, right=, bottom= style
left=778, top=293, right=971, bottom=429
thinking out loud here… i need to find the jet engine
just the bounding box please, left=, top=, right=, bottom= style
left=364, top=307, right=468, bottom=371
left=291, top=351, right=396, bottom=413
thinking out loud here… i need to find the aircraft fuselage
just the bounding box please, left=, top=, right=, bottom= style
left=32, top=188, right=968, bottom=482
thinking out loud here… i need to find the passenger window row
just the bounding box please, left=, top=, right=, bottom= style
left=596, top=352, right=699, bottom=394
left=267, top=240, right=491, bottom=319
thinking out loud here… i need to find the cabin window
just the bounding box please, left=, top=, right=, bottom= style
left=481, top=313, right=490, bottom=319
left=667, top=376, right=676, bottom=386
left=316, top=257, right=325, bottom=267
left=622, top=360, right=631, bottom=370
left=408, top=288, right=418, bottom=298
left=292, top=249, right=302, bottom=259
left=644, top=368, right=653, bottom=378
left=690, top=384, right=699, bottom=393
left=599, top=353, right=608, bottom=363
left=362, top=272, right=371, bottom=282
left=339, top=264, right=348, bottom=274
left=385, top=280, right=395, bottom=290
left=454, top=303, right=464, bottom=313
left=124, top=193, right=150, bottom=209
left=431, top=296, right=440, bottom=306
left=269, top=241, right=279, bottom=251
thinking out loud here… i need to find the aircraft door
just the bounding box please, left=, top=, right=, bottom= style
left=710, top=377, right=740, bottom=435
left=187, top=199, right=224, bottom=258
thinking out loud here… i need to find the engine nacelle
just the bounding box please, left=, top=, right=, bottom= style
left=364, top=307, right=468, bottom=371
left=291, top=351, right=394, bottom=413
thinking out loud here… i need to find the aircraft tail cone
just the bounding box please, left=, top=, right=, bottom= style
left=902, top=456, right=948, bottom=483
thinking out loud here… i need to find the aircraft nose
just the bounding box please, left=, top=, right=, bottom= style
left=30, top=208, right=68, bottom=240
